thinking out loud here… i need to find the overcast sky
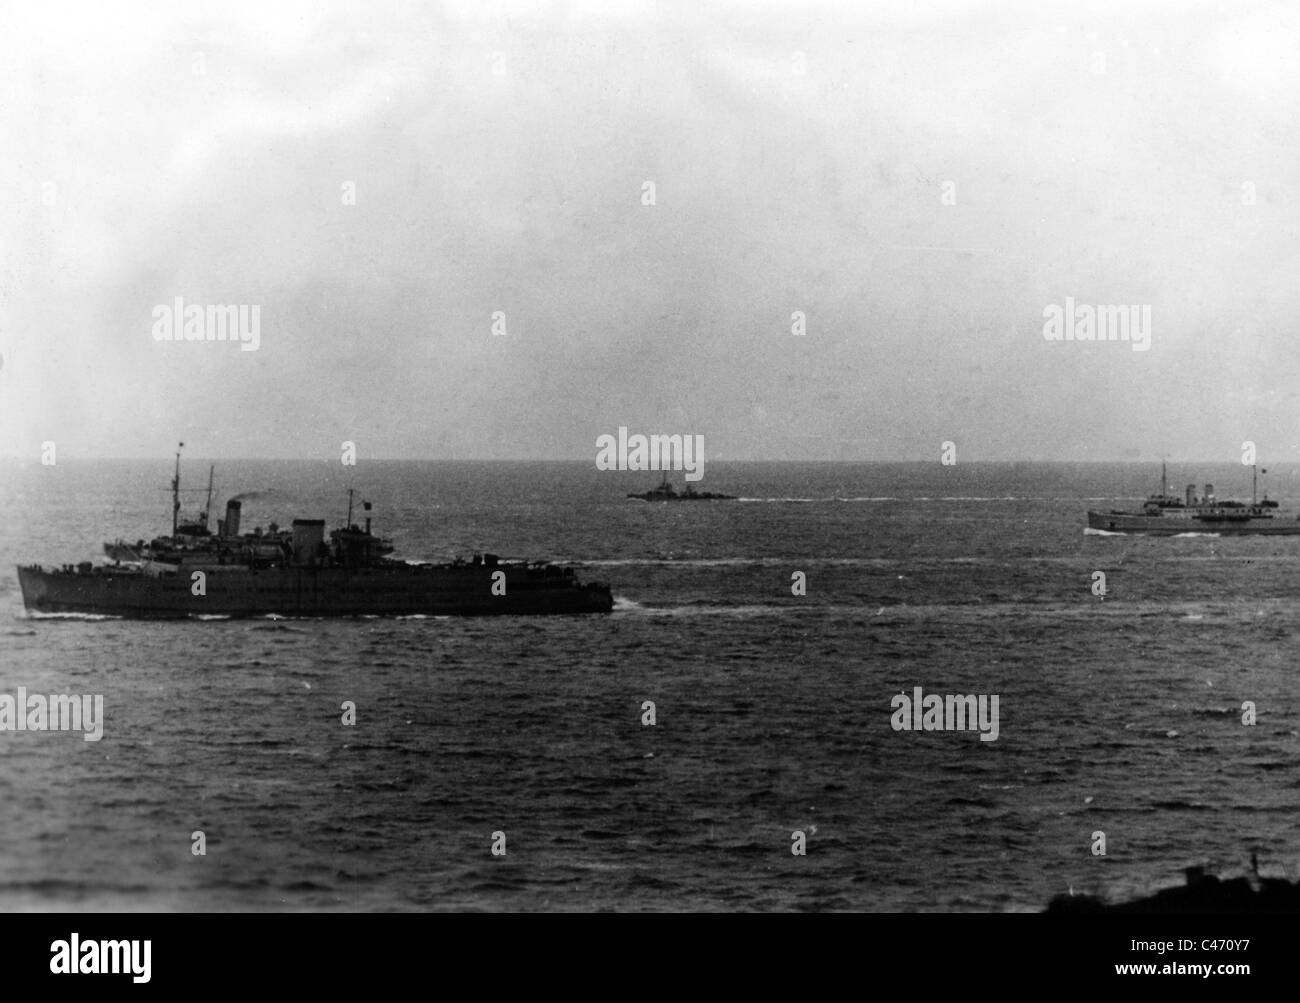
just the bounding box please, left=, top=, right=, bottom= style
left=2, top=0, right=1298, bottom=461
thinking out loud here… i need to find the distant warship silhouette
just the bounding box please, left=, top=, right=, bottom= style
left=627, top=473, right=736, bottom=501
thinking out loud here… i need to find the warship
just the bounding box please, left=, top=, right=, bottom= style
left=1086, top=461, right=1300, bottom=535
left=17, top=449, right=614, bottom=617
left=627, top=473, right=736, bottom=502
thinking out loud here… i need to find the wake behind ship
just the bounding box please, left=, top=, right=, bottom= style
left=17, top=453, right=613, bottom=618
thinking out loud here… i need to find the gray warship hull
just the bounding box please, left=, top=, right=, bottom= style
left=17, top=562, right=613, bottom=617
left=1086, top=510, right=1300, bottom=535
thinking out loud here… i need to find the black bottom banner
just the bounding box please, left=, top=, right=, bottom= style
left=0, top=912, right=1287, bottom=992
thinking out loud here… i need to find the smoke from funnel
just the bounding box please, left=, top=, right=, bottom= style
left=228, top=489, right=273, bottom=503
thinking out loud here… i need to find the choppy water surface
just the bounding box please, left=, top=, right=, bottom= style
left=1, top=460, right=1297, bottom=911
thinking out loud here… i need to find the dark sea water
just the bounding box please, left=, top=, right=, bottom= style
left=1, top=460, right=1298, bottom=912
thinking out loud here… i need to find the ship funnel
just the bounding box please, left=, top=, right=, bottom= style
left=223, top=500, right=242, bottom=538
left=1186, top=484, right=1197, bottom=506
left=1205, top=483, right=1214, bottom=504
left=292, top=519, right=325, bottom=566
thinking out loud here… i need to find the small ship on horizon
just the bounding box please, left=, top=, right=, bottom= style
left=627, top=473, right=736, bottom=502
left=1086, top=461, right=1300, bottom=535
left=18, top=447, right=614, bottom=617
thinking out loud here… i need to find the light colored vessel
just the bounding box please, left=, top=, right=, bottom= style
left=1087, top=462, right=1299, bottom=535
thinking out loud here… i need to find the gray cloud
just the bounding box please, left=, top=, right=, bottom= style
left=2, top=0, right=1297, bottom=461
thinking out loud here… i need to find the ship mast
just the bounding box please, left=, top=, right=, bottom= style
left=1253, top=463, right=1257, bottom=506
left=346, top=488, right=354, bottom=528
left=172, top=442, right=184, bottom=537
left=203, top=464, right=214, bottom=529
